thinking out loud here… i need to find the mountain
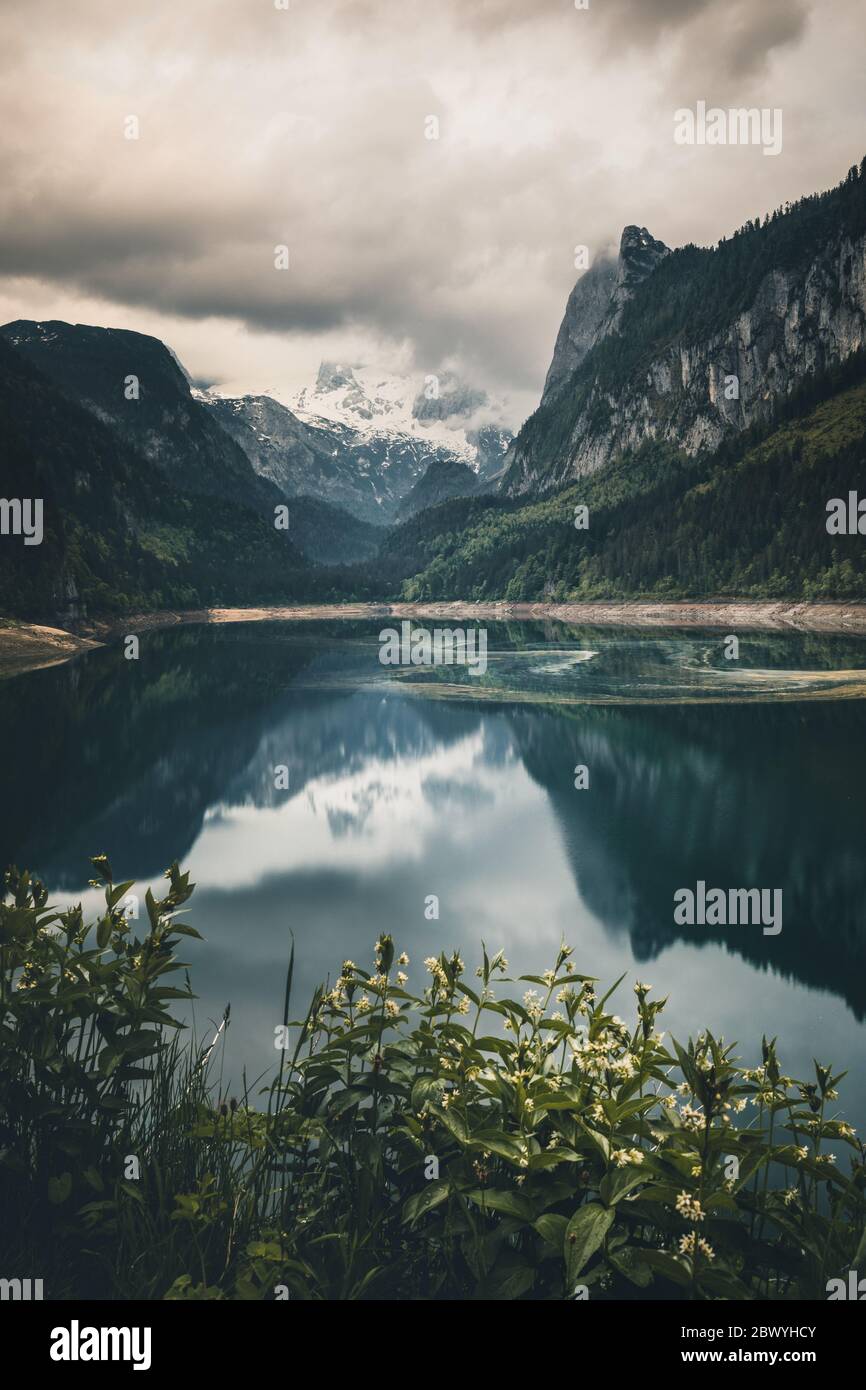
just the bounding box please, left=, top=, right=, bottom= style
left=199, top=390, right=392, bottom=527
left=541, top=226, right=668, bottom=405
left=368, top=350, right=866, bottom=602
left=396, top=456, right=480, bottom=521
left=286, top=362, right=513, bottom=518
left=295, top=361, right=488, bottom=434
left=202, top=383, right=473, bottom=525
left=6, top=163, right=864, bottom=617
left=200, top=365, right=512, bottom=527
left=0, top=337, right=304, bottom=621
left=411, top=372, right=488, bottom=424
left=280, top=495, right=386, bottom=566
left=504, top=159, right=866, bottom=495
left=0, top=321, right=281, bottom=518
left=467, top=424, right=513, bottom=487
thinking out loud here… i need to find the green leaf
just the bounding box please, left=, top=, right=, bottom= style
left=597, top=972, right=626, bottom=1010
left=429, top=1103, right=469, bottom=1144
left=577, top=1120, right=610, bottom=1161
left=485, top=1264, right=535, bottom=1300
left=471, top=1035, right=514, bottom=1059
left=533, top=1213, right=568, bottom=1252
left=468, top=1128, right=526, bottom=1161
left=727, top=1150, right=769, bottom=1192
left=403, top=1182, right=450, bottom=1225
left=117, top=1029, right=163, bottom=1054
left=48, top=1172, right=73, bottom=1205
left=81, top=1166, right=104, bottom=1193
left=410, top=1077, right=444, bottom=1111
left=456, top=981, right=480, bottom=1007
left=465, top=1188, right=535, bottom=1222
left=329, top=1087, right=366, bottom=1117
left=98, top=1046, right=122, bottom=1077
left=640, top=1249, right=692, bottom=1288
left=246, top=1240, right=283, bottom=1261
left=698, top=1267, right=752, bottom=1299
left=108, top=881, right=135, bottom=910
left=145, top=888, right=160, bottom=930
left=529, top=1149, right=578, bottom=1170
left=564, top=1203, right=614, bottom=1288
left=609, top=1246, right=654, bottom=1287
left=601, top=1166, right=647, bottom=1206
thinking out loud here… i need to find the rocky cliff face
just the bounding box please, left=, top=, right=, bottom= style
left=203, top=389, right=458, bottom=524
left=541, top=226, right=668, bottom=405
left=504, top=167, right=866, bottom=495
left=207, top=363, right=514, bottom=524
left=203, top=392, right=349, bottom=502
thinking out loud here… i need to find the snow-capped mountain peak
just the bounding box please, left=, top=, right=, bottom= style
left=287, top=360, right=512, bottom=469
left=197, top=362, right=514, bottom=527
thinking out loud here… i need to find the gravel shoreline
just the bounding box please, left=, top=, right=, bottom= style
left=102, top=598, right=866, bottom=635
left=0, top=622, right=102, bottom=678
left=2, top=600, right=866, bottom=678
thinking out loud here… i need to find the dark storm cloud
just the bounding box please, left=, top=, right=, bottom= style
left=610, top=0, right=811, bottom=77
left=445, top=0, right=808, bottom=76
left=0, top=0, right=859, bottom=402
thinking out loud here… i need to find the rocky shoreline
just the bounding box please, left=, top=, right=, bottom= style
left=0, top=622, right=102, bottom=678
left=106, top=598, right=866, bottom=635
left=2, top=600, right=866, bottom=679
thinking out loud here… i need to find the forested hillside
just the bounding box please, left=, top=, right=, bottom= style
left=0, top=339, right=304, bottom=619
left=504, top=159, right=866, bottom=494
left=356, top=353, right=866, bottom=602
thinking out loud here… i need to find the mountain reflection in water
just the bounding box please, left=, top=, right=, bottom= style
left=2, top=620, right=865, bottom=1128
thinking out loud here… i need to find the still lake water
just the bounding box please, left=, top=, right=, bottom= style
left=3, top=619, right=866, bottom=1130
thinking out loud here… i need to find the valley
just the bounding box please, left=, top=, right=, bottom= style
left=1, top=161, right=865, bottom=630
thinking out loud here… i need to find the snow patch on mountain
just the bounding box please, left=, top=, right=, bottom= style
left=283, top=362, right=512, bottom=477
left=197, top=362, right=514, bottom=522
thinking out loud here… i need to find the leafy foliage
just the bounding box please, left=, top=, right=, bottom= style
left=2, top=861, right=864, bottom=1299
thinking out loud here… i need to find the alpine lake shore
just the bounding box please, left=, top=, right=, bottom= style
left=2, top=603, right=866, bottom=1299
left=3, top=599, right=866, bottom=681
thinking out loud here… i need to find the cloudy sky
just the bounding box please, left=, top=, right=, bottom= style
left=0, top=0, right=863, bottom=424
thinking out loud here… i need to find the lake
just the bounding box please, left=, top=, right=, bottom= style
left=3, top=618, right=866, bottom=1131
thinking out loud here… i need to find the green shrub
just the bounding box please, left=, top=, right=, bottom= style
left=1, top=861, right=864, bottom=1300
